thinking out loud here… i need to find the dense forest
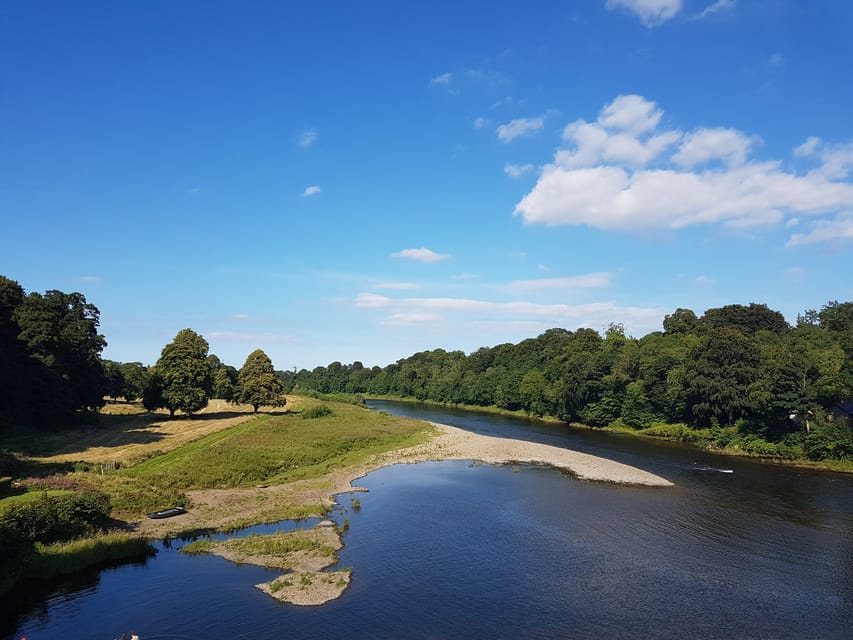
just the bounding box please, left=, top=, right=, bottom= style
left=1, top=274, right=851, bottom=463
left=282, top=302, right=853, bottom=462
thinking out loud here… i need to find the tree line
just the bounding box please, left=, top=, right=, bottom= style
left=0, top=275, right=285, bottom=428
left=282, top=302, right=853, bottom=461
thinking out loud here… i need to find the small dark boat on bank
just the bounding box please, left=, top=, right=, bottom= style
left=147, top=506, right=187, bottom=519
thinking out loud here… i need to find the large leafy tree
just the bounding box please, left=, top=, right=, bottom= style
left=146, top=329, right=212, bottom=417
left=0, top=276, right=26, bottom=426
left=237, top=349, right=287, bottom=413
left=14, top=289, right=108, bottom=414
left=237, top=349, right=285, bottom=413
left=685, top=327, right=761, bottom=425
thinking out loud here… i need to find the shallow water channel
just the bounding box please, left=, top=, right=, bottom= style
left=4, top=401, right=852, bottom=639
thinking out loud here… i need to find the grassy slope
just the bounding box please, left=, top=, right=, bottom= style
left=122, top=400, right=431, bottom=489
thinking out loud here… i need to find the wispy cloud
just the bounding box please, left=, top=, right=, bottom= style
left=497, top=116, right=545, bottom=143
left=606, top=0, right=683, bottom=28
left=786, top=212, right=853, bottom=247
left=391, top=247, right=451, bottom=263
left=693, top=0, right=735, bottom=20
left=430, top=72, right=453, bottom=86
left=354, top=292, right=665, bottom=335
left=301, top=185, right=322, bottom=197
left=504, top=163, right=535, bottom=177
left=299, top=129, right=318, bottom=148
left=514, top=94, right=853, bottom=246
left=694, top=275, right=716, bottom=285
left=508, top=273, right=612, bottom=291
left=231, top=313, right=250, bottom=320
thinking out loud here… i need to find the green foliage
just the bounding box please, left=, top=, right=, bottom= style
left=29, top=533, right=155, bottom=581
left=0, top=277, right=108, bottom=425
left=302, top=404, right=333, bottom=419
left=288, top=299, right=851, bottom=464
left=146, top=329, right=213, bottom=417
left=237, top=349, right=285, bottom=413
left=0, top=490, right=111, bottom=544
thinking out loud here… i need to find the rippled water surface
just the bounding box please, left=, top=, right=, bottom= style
left=5, top=401, right=851, bottom=639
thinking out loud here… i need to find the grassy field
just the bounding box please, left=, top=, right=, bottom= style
left=1, top=396, right=432, bottom=518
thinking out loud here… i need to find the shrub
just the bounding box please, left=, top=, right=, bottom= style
left=302, top=404, right=334, bottom=419
left=0, top=490, right=111, bottom=544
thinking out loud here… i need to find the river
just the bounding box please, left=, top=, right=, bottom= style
left=4, top=400, right=851, bottom=639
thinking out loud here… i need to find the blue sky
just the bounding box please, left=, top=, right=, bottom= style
left=2, top=0, right=852, bottom=370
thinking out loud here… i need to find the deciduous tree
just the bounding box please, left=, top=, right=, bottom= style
left=237, top=349, right=285, bottom=413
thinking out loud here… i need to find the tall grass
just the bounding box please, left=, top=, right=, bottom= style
left=29, top=532, right=155, bottom=580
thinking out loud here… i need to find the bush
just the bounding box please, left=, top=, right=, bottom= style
left=0, top=490, right=112, bottom=544
left=0, top=477, right=11, bottom=497
left=302, top=404, right=334, bottom=419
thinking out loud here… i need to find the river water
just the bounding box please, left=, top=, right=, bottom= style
left=4, top=400, right=851, bottom=639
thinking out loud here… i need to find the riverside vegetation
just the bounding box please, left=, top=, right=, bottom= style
left=0, top=272, right=850, bottom=595
left=285, top=302, right=853, bottom=469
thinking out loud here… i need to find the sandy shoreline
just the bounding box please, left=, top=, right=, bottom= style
left=137, top=421, right=672, bottom=604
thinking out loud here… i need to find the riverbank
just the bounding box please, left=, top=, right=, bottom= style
left=365, top=396, right=852, bottom=474
left=138, top=420, right=672, bottom=536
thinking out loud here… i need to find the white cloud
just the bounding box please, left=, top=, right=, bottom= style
left=597, top=94, right=664, bottom=134
left=299, top=129, right=318, bottom=148
left=355, top=293, right=392, bottom=308
left=354, top=292, right=666, bottom=335
left=794, top=136, right=821, bottom=157
left=504, top=163, right=535, bottom=177
left=513, top=95, right=853, bottom=244
left=694, top=0, right=735, bottom=20
left=694, top=275, right=716, bottom=285
left=672, top=128, right=755, bottom=168
left=605, top=0, right=683, bottom=28
left=301, top=185, right=322, bottom=197
left=473, top=116, right=490, bottom=129
left=508, top=273, right=612, bottom=291
left=391, top=247, right=451, bottom=263
left=497, top=116, right=545, bottom=143
left=786, top=213, right=853, bottom=247
left=430, top=72, right=453, bottom=86
left=451, top=273, right=480, bottom=280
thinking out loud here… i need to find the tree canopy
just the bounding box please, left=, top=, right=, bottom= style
left=237, top=349, right=285, bottom=413
left=144, top=329, right=212, bottom=417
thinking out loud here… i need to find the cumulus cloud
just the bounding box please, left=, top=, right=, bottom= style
left=497, top=116, right=545, bottom=143
left=301, top=185, right=322, bottom=197
left=391, top=247, right=451, bottom=263
left=513, top=94, right=853, bottom=245
left=504, top=163, right=535, bottom=177
left=299, top=129, right=318, bottom=148
left=605, top=0, right=683, bottom=28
